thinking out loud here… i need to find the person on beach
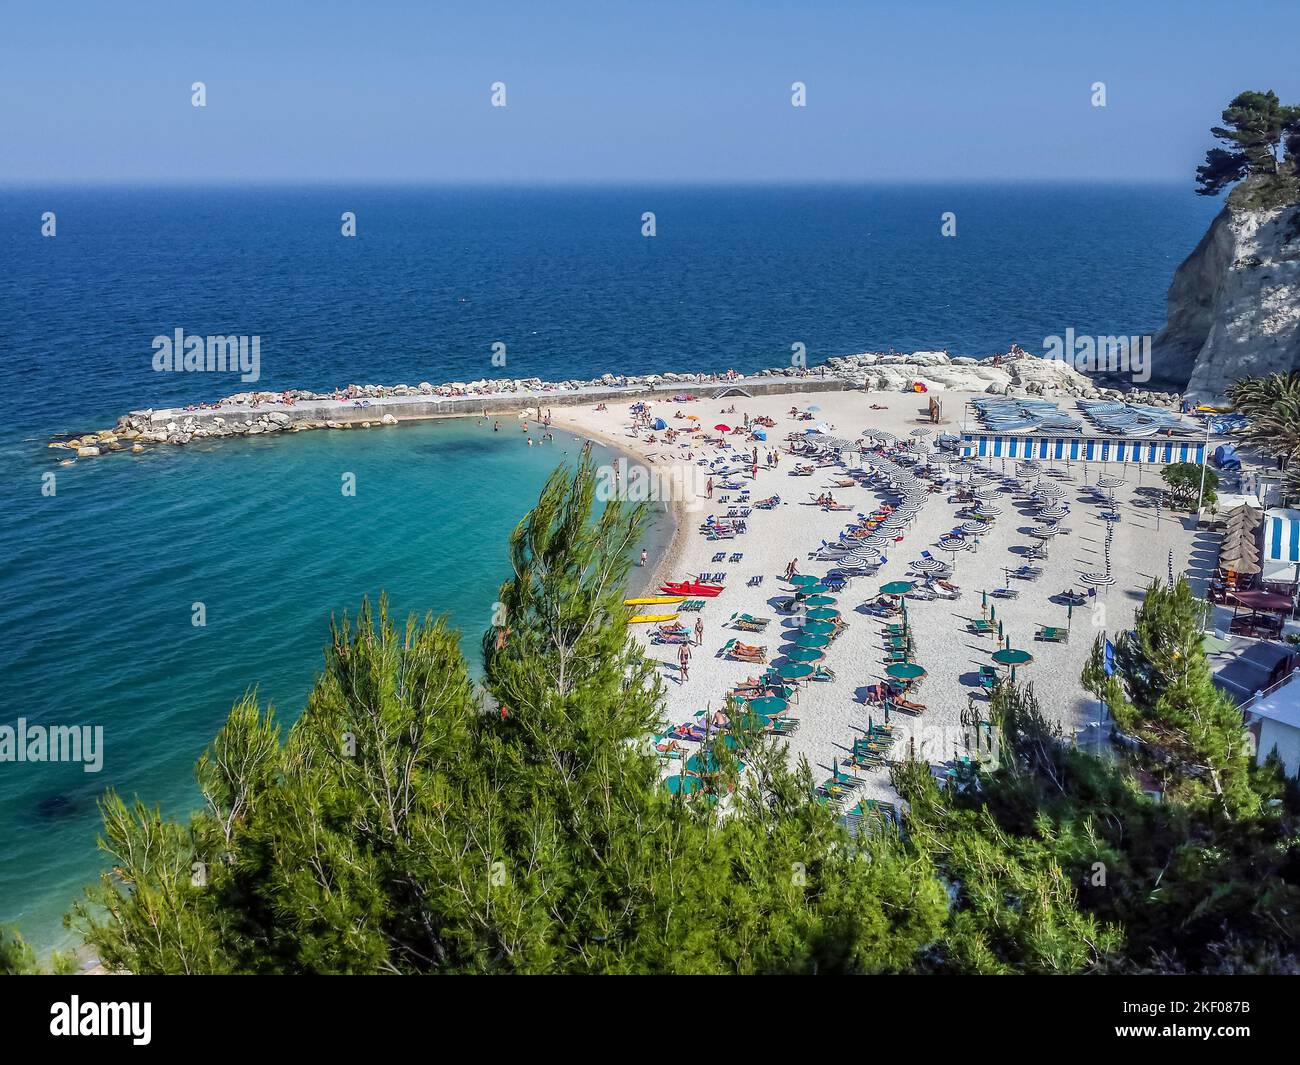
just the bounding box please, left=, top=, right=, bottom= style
left=706, top=477, right=713, bottom=499
left=694, top=617, right=704, bottom=646
left=783, top=558, right=797, bottom=581
left=639, top=548, right=648, bottom=567
left=677, top=643, right=690, bottom=682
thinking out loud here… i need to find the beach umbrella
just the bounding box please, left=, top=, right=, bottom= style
left=796, top=633, right=830, bottom=649
left=937, top=536, right=968, bottom=553
left=1096, top=475, right=1126, bottom=489
left=989, top=604, right=997, bottom=622
left=664, top=775, right=702, bottom=795
left=913, top=558, right=948, bottom=575
left=806, top=607, right=840, bottom=621
left=806, top=594, right=838, bottom=607
left=839, top=553, right=873, bottom=568
left=803, top=584, right=831, bottom=596
left=778, top=662, right=815, bottom=681
left=971, top=504, right=1003, bottom=516
left=801, top=620, right=837, bottom=636
left=714, top=424, right=731, bottom=432
left=1079, top=572, right=1116, bottom=588
left=991, top=647, right=1033, bottom=667
left=880, top=580, right=915, bottom=596
left=910, top=427, right=934, bottom=437
left=789, top=574, right=820, bottom=587
left=885, top=662, right=927, bottom=681
left=745, top=696, right=788, bottom=717
left=960, top=520, right=990, bottom=535
left=786, top=647, right=825, bottom=664
left=861, top=535, right=891, bottom=549
left=686, top=750, right=726, bottom=774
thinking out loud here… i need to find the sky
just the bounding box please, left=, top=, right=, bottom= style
left=1, top=0, right=1297, bottom=185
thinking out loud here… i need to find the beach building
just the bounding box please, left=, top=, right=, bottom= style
left=958, top=432, right=1207, bottom=464
left=1262, top=508, right=1300, bottom=591
left=1244, top=669, right=1300, bottom=778
left=1213, top=640, right=1298, bottom=705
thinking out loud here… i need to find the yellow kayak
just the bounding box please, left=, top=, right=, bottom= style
left=624, top=596, right=687, bottom=606
left=628, top=612, right=680, bottom=624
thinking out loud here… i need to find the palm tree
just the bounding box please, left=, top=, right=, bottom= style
left=1225, top=371, right=1300, bottom=501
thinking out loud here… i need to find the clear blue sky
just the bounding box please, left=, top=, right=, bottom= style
left=2, top=0, right=1296, bottom=184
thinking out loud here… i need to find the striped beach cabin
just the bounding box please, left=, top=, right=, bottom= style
left=1262, top=508, right=1300, bottom=587
left=959, top=432, right=1207, bottom=465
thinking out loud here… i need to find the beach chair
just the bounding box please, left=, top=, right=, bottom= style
left=1036, top=626, right=1069, bottom=643
left=729, top=612, right=770, bottom=632
left=990, top=587, right=1019, bottom=599
left=978, top=665, right=998, bottom=690
left=712, top=552, right=726, bottom=563
left=968, top=619, right=994, bottom=636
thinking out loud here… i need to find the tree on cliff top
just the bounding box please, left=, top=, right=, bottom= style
left=1196, top=90, right=1300, bottom=197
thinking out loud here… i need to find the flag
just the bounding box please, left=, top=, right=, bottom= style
left=1103, top=639, right=1116, bottom=677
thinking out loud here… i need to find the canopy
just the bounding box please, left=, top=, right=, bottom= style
left=652, top=418, right=667, bottom=430
left=1230, top=588, right=1294, bottom=612
left=1263, top=508, right=1300, bottom=585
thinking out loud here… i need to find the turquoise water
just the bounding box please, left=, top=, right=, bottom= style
left=0, top=418, right=651, bottom=951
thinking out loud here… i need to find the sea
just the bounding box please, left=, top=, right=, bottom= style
left=0, top=183, right=1221, bottom=953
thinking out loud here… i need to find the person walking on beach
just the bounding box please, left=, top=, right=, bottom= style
left=784, top=558, right=798, bottom=581
left=694, top=617, right=704, bottom=646
left=639, top=548, right=648, bottom=567
left=706, top=476, right=713, bottom=499
left=678, top=642, right=690, bottom=683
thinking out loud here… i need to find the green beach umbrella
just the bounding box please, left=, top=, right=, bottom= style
left=778, top=662, right=815, bottom=680
left=879, top=580, right=915, bottom=596
left=664, top=774, right=702, bottom=795
left=806, top=607, right=840, bottom=621
left=885, top=662, right=927, bottom=681
left=803, top=584, right=831, bottom=596
left=687, top=750, right=726, bottom=774
left=801, top=620, right=837, bottom=636
left=989, top=604, right=996, bottom=622
left=746, top=696, right=788, bottom=717
left=790, top=574, right=820, bottom=587
left=806, top=594, right=837, bottom=607
left=991, top=647, right=1033, bottom=667
left=787, top=647, right=825, bottom=663
left=796, top=633, right=831, bottom=649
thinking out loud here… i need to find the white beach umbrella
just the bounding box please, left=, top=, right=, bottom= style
left=861, top=534, right=891, bottom=549
left=913, top=558, right=949, bottom=574
left=960, top=520, right=991, bottom=535
left=936, top=536, right=969, bottom=553
left=1079, top=572, right=1116, bottom=587
left=1096, top=475, right=1127, bottom=489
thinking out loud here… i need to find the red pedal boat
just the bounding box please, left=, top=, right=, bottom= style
left=661, top=581, right=725, bottom=597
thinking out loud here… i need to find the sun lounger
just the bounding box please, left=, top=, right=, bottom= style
left=721, top=639, right=768, bottom=663
left=729, top=612, right=770, bottom=632
left=1036, top=626, right=1069, bottom=643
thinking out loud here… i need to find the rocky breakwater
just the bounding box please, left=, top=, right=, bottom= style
left=824, top=347, right=1184, bottom=405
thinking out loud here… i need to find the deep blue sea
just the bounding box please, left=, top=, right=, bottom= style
left=0, top=184, right=1220, bottom=952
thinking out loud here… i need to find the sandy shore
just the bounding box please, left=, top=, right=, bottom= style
left=554, top=388, right=1202, bottom=803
